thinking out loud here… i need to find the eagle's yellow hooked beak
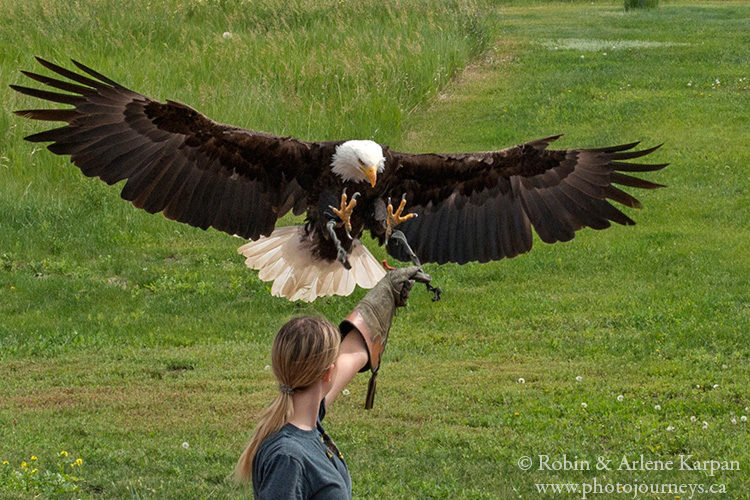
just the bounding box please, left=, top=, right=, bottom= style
left=362, top=164, right=378, bottom=188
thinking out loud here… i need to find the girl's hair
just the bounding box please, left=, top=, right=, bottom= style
left=234, top=316, right=340, bottom=484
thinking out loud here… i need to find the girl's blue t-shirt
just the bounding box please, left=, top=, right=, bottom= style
left=252, top=399, right=352, bottom=499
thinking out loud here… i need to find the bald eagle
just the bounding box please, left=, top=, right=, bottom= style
left=12, top=58, right=666, bottom=301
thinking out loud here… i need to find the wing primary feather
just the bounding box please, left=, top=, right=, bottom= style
left=607, top=144, right=663, bottom=160
left=20, top=70, right=93, bottom=94
left=610, top=161, right=669, bottom=172
left=605, top=185, right=642, bottom=209
left=70, top=59, right=122, bottom=87
left=610, top=172, right=665, bottom=189
left=10, top=84, right=82, bottom=105
left=14, top=109, right=80, bottom=122
left=585, top=141, right=640, bottom=153
left=35, top=57, right=109, bottom=89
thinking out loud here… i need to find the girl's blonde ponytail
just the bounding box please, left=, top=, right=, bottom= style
left=235, top=316, right=340, bottom=484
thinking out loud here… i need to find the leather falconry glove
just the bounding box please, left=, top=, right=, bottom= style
left=339, top=266, right=431, bottom=409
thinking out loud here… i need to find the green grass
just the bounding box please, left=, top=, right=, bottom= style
left=1, top=0, right=748, bottom=498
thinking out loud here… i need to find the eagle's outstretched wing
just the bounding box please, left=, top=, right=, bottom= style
left=381, top=135, right=667, bottom=264
left=12, top=57, right=324, bottom=240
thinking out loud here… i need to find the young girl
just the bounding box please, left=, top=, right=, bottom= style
left=235, top=267, right=429, bottom=499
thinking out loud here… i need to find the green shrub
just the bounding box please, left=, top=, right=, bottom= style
left=624, top=0, right=659, bottom=10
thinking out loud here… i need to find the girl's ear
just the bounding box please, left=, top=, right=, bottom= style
left=322, top=363, right=335, bottom=383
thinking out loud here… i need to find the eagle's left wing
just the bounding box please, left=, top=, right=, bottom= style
left=380, top=135, right=667, bottom=264
left=12, top=57, right=327, bottom=241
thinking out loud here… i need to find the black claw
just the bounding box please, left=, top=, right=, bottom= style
left=426, top=283, right=442, bottom=302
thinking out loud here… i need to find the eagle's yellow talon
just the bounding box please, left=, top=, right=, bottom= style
left=385, top=194, right=417, bottom=240
left=332, top=190, right=358, bottom=235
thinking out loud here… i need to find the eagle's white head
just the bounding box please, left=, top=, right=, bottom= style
left=331, top=140, right=385, bottom=187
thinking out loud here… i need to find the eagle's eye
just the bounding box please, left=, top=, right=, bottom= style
left=357, top=157, right=366, bottom=166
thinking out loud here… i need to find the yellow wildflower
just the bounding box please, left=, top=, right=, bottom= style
left=10, top=286, right=15, bottom=290
left=31, top=456, right=37, bottom=461
left=60, top=450, right=68, bottom=457
left=2, top=461, right=8, bottom=465
left=21, top=461, right=27, bottom=468
left=31, top=468, right=38, bottom=474
left=76, top=458, right=83, bottom=466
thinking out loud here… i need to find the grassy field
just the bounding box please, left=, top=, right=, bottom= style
left=1, top=0, right=748, bottom=498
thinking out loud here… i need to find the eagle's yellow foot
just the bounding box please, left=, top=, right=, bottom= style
left=385, top=194, right=417, bottom=241
left=329, top=189, right=359, bottom=240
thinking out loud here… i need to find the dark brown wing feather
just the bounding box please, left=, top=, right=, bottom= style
left=12, top=57, right=323, bottom=240
left=380, top=135, right=666, bottom=264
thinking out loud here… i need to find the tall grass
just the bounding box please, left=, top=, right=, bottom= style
left=625, top=0, right=659, bottom=10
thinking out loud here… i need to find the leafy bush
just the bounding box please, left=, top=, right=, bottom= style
left=625, top=0, right=659, bottom=10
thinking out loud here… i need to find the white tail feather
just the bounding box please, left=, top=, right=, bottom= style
left=238, top=226, right=386, bottom=302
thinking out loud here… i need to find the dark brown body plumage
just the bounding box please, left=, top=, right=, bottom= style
left=12, top=58, right=667, bottom=271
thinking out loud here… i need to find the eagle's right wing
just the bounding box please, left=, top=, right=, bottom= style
left=12, top=57, right=327, bottom=240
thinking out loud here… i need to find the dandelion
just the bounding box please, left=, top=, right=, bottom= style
left=696, top=384, right=701, bottom=389
left=690, top=416, right=697, bottom=423
left=580, top=55, right=585, bottom=59
left=654, top=404, right=661, bottom=411
left=518, top=378, right=525, bottom=384
left=722, top=364, right=728, bottom=369
left=76, top=458, right=83, bottom=466
left=731, top=418, right=737, bottom=425
left=264, top=365, right=271, bottom=371
left=687, top=81, right=692, bottom=87
left=31, top=456, right=37, bottom=461
left=741, top=416, right=747, bottom=422
left=342, top=389, right=350, bottom=396
left=666, top=425, right=674, bottom=432
left=222, top=32, right=233, bottom=40
left=702, top=421, right=708, bottom=430
left=60, top=450, right=68, bottom=457
left=182, top=442, right=189, bottom=449
left=713, top=384, right=719, bottom=389
left=575, top=375, right=583, bottom=382
left=617, top=395, right=624, bottom=402
left=581, top=402, right=587, bottom=409
left=21, top=461, right=27, bottom=468
left=603, top=52, right=607, bottom=56
left=514, top=412, right=520, bottom=417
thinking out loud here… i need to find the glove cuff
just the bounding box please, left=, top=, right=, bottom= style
left=339, top=309, right=384, bottom=374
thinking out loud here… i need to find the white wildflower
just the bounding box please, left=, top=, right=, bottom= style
left=713, top=384, right=719, bottom=389
left=654, top=404, right=661, bottom=411
left=617, top=395, right=624, bottom=402
left=603, top=52, right=607, bottom=56
left=690, top=416, right=697, bottom=423
left=666, top=425, right=674, bottom=432
left=182, top=442, right=189, bottom=449
left=264, top=365, right=271, bottom=371
left=580, top=55, right=585, bottom=59
left=575, top=375, right=583, bottom=382
left=222, top=32, right=233, bottom=40
left=741, top=416, right=747, bottom=422
left=731, top=417, right=737, bottom=425
left=518, top=378, right=525, bottom=384
left=722, top=364, right=728, bottom=369
left=702, top=421, right=709, bottom=430
left=581, top=402, right=587, bottom=409
left=342, top=389, right=350, bottom=396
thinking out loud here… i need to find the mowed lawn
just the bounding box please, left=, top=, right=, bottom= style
left=1, top=0, right=748, bottom=498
